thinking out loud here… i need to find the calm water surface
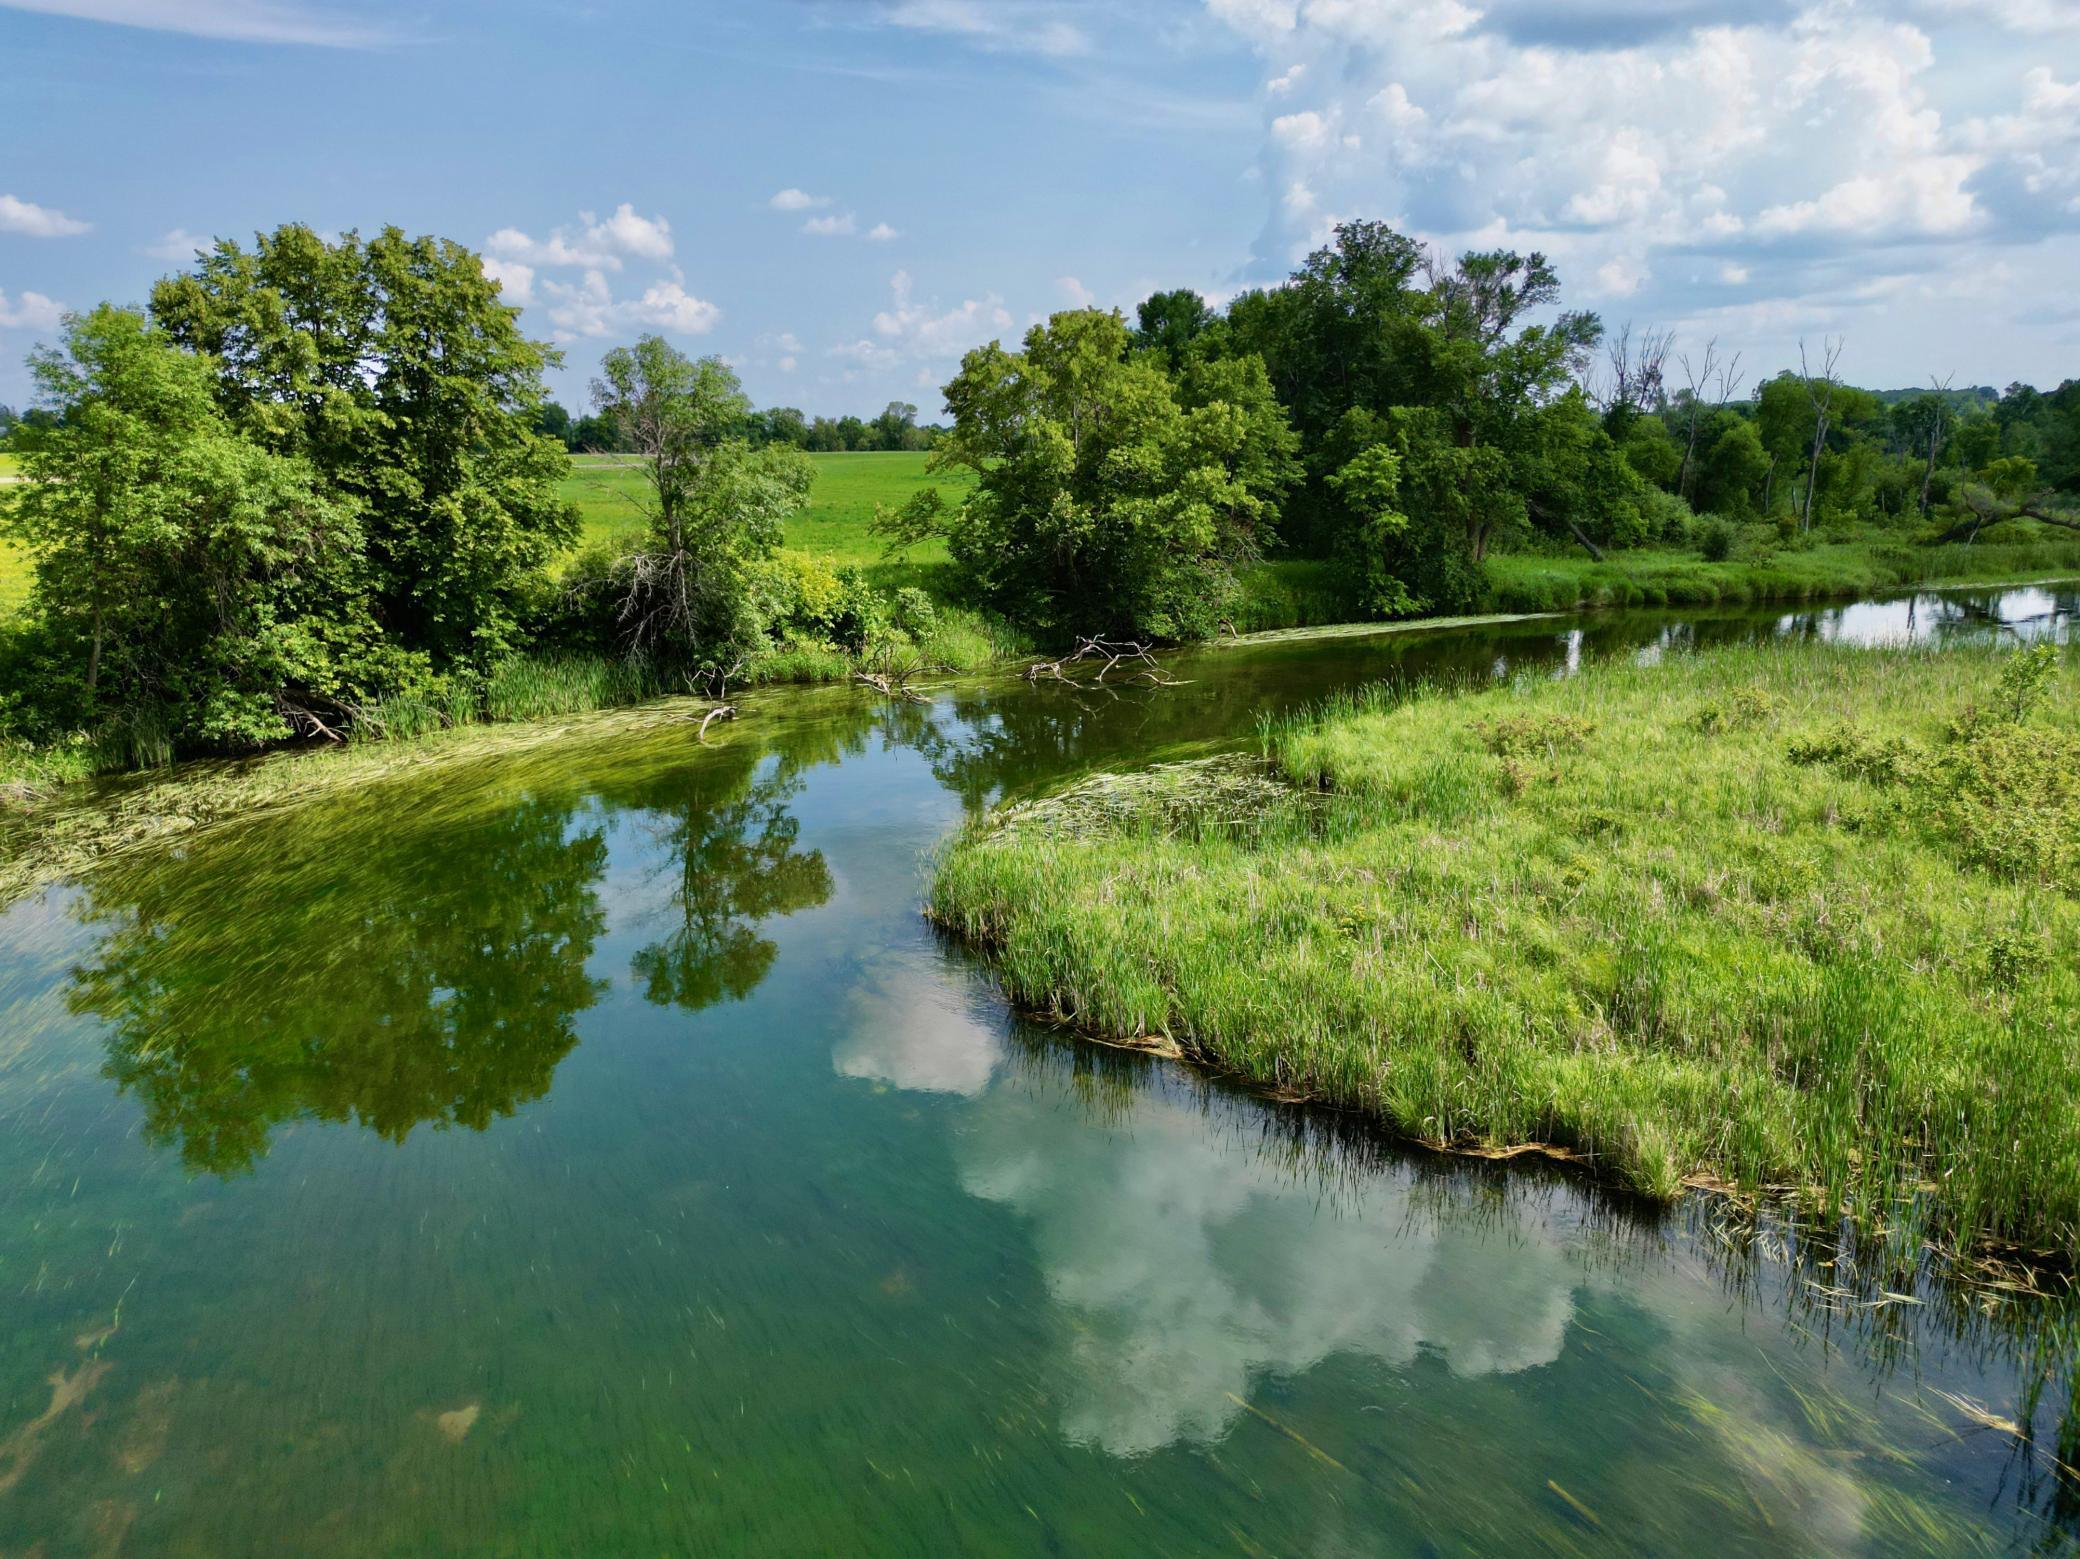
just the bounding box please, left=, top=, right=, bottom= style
left=1, top=585, right=2075, bottom=1555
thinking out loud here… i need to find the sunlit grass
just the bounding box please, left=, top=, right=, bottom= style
left=932, top=638, right=2080, bottom=1254
left=559, top=450, right=975, bottom=580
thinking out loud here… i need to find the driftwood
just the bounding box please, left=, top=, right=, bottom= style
left=854, top=669, right=932, bottom=704
left=694, top=704, right=737, bottom=741
left=1022, top=637, right=1185, bottom=688
left=277, top=694, right=351, bottom=744
left=689, top=657, right=748, bottom=701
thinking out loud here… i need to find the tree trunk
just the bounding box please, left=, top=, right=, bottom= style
left=1801, top=418, right=1827, bottom=532
left=1675, top=410, right=1702, bottom=503
left=1565, top=519, right=1605, bottom=562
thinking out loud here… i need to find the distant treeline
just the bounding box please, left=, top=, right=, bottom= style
left=526, top=398, right=944, bottom=455
left=2, top=216, right=2077, bottom=775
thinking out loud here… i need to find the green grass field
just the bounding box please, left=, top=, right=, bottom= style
left=932, top=639, right=2080, bottom=1255
left=561, top=450, right=974, bottom=574
left=0, top=457, right=27, bottom=613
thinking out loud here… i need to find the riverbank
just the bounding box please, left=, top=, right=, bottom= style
left=1484, top=528, right=2080, bottom=613
left=930, top=638, right=2080, bottom=1255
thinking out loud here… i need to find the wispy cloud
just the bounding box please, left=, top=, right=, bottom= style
left=0, top=193, right=90, bottom=238
left=0, top=288, right=66, bottom=331
left=0, top=0, right=396, bottom=46
left=143, top=227, right=210, bottom=261
left=795, top=208, right=903, bottom=240
left=769, top=188, right=832, bottom=211
left=879, top=0, right=1090, bottom=57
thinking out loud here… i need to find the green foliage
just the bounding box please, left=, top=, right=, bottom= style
left=1697, top=516, right=1737, bottom=562
left=150, top=224, right=575, bottom=668
left=585, top=336, right=815, bottom=665
left=1129, top=287, right=1213, bottom=369
left=914, top=308, right=1298, bottom=641
left=1324, top=442, right=1418, bottom=617
left=1695, top=419, right=1771, bottom=518
left=5, top=307, right=393, bottom=757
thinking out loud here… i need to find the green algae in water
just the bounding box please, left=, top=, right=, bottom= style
left=0, top=585, right=2074, bottom=1554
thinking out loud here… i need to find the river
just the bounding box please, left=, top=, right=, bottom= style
left=0, top=583, right=2074, bottom=1554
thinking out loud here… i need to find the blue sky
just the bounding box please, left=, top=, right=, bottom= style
left=2, top=0, right=2077, bottom=417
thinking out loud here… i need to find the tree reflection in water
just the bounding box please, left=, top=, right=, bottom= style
left=71, top=723, right=846, bottom=1175
left=608, top=747, right=834, bottom=1013
left=72, top=793, right=612, bottom=1175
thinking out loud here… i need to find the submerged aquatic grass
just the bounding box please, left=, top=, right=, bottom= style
left=931, top=638, right=2080, bottom=1255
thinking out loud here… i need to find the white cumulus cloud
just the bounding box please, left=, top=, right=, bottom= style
left=486, top=204, right=674, bottom=273
left=0, top=194, right=90, bottom=238
left=0, top=288, right=66, bottom=330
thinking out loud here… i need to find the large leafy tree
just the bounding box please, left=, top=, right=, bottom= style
left=588, top=335, right=813, bottom=666
left=890, top=309, right=1296, bottom=641
left=6, top=306, right=383, bottom=756
left=150, top=224, right=576, bottom=667
left=1130, top=288, right=1215, bottom=370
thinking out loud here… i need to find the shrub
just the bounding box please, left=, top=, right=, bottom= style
left=1697, top=517, right=1737, bottom=562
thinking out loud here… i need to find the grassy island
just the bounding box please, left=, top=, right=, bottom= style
left=931, top=640, right=2080, bottom=1253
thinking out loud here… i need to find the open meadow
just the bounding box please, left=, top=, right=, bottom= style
left=561, top=449, right=972, bottom=577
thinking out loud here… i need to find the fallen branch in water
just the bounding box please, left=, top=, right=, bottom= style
left=1023, top=637, right=1185, bottom=688
left=854, top=669, right=932, bottom=704
left=695, top=704, right=737, bottom=740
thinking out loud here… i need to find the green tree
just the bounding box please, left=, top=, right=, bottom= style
left=1131, top=288, right=1214, bottom=370
left=588, top=335, right=813, bottom=665
left=886, top=309, right=1295, bottom=640
left=1695, top=418, right=1771, bottom=518
left=873, top=400, right=921, bottom=451
left=6, top=306, right=383, bottom=757
left=151, top=224, right=576, bottom=668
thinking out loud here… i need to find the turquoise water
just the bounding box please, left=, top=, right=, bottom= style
left=0, top=586, right=2075, bottom=1554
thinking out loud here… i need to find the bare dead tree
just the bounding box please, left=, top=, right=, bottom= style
left=1586, top=322, right=1674, bottom=418
left=1796, top=338, right=1845, bottom=533
left=1919, top=375, right=1955, bottom=518
left=1673, top=339, right=1744, bottom=503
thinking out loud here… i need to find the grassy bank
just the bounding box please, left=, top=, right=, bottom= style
left=0, top=602, right=1025, bottom=803
left=931, top=639, right=2080, bottom=1255
left=1486, top=528, right=2080, bottom=613
left=1223, top=529, right=2080, bottom=634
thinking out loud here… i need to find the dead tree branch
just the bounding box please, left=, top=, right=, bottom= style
left=1022, top=637, right=1186, bottom=688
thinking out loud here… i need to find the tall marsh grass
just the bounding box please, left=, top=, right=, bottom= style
left=932, top=638, right=2080, bottom=1256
